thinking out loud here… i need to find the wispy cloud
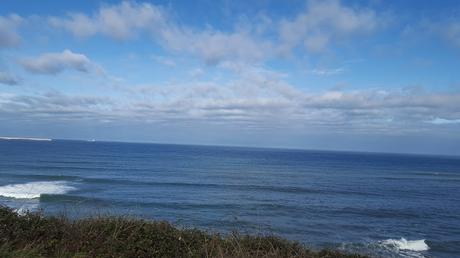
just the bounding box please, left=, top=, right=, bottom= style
left=189, top=68, right=204, bottom=78
left=403, top=16, right=460, bottom=49
left=0, top=71, right=20, bottom=86
left=48, top=2, right=165, bottom=40
left=0, top=14, right=23, bottom=48
left=278, top=0, right=380, bottom=54
left=151, top=55, right=176, bottom=67
left=430, top=118, right=460, bottom=125
left=429, top=20, right=460, bottom=48
left=309, top=67, right=345, bottom=76
left=0, top=91, right=112, bottom=121
left=20, top=49, right=95, bottom=75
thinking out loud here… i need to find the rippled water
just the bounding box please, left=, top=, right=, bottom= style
left=1, top=140, right=459, bottom=257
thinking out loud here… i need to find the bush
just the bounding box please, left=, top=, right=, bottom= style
left=0, top=206, right=366, bottom=258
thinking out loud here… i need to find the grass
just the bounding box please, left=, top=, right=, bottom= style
left=0, top=206, right=366, bottom=258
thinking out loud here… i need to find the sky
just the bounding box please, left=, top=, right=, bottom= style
left=0, top=0, right=460, bottom=155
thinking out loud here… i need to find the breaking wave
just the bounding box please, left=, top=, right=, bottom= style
left=0, top=181, right=76, bottom=199
left=381, top=238, right=430, bottom=252
left=341, top=238, right=430, bottom=258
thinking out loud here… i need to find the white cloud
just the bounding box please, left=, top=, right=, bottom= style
left=428, top=20, right=460, bottom=48
left=167, top=29, right=272, bottom=65
left=0, top=14, right=23, bottom=48
left=49, top=13, right=97, bottom=38
left=46, top=1, right=385, bottom=64
left=279, top=0, right=379, bottom=54
left=0, top=91, right=112, bottom=121
left=408, top=18, right=460, bottom=49
left=430, top=118, right=460, bottom=125
left=303, top=34, right=330, bottom=53
left=20, top=49, right=93, bottom=75
left=189, top=68, right=204, bottom=78
left=152, top=55, right=176, bottom=67
left=309, top=67, right=345, bottom=76
left=109, top=65, right=460, bottom=133
left=49, top=2, right=271, bottom=64
left=49, top=2, right=165, bottom=40
left=444, top=22, right=460, bottom=47
left=0, top=71, right=20, bottom=85
left=2, top=69, right=460, bottom=133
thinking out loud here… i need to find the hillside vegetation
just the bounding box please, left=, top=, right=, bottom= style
left=0, top=206, right=366, bottom=258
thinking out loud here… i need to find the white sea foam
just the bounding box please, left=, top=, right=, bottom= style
left=381, top=238, right=429, bottom=252
left=14, top=203, right=39, bottom=215
left=0, top=181, right=75, bottom=199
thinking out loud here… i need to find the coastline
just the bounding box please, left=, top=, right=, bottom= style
left=0, top=137, right=52, bottom=141
left=0, top=206, right=365, bottom=258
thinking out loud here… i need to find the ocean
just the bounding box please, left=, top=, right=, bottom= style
left=0, top=140, right=459, bottom=258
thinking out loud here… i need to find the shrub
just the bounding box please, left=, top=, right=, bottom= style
left=0, top=206, right=366, bottom=258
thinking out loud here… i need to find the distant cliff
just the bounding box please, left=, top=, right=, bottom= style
left=0, top=137, right=52, bottom=141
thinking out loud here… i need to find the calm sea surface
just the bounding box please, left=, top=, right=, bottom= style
left=0, top=140, right=459, bottom=257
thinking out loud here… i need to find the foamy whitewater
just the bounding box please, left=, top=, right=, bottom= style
left=0, top=181, right=75, bottom=199
left=370, top=238, right=431, bottom=258
left=1, top=140, right=459, bottom=257
left=382, top=238, right=430, bottom=252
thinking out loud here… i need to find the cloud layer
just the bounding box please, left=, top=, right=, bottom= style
left=48, top=0, right=382, bottom=65
left=1, top=64, right=459, bottom=135
left=0, top=0, right=459, bottom=154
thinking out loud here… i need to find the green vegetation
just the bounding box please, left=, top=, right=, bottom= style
left=0, top=206, right=366, bottom=258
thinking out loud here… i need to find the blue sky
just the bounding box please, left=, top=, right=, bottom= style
left=1, top=0, right=460, bottom=155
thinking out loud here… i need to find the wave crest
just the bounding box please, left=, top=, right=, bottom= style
left=381, top=238, right=429, bottom=252
left=0, top=181, right=76, bottom=199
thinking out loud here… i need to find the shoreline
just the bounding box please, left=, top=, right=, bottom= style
left=0, top=137, right=52, bottom=141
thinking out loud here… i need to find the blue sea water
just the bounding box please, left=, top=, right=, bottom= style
left=0, top=140, right=459, bottom=257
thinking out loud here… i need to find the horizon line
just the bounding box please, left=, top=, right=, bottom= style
left=2, top=135, right=457, bottom=159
